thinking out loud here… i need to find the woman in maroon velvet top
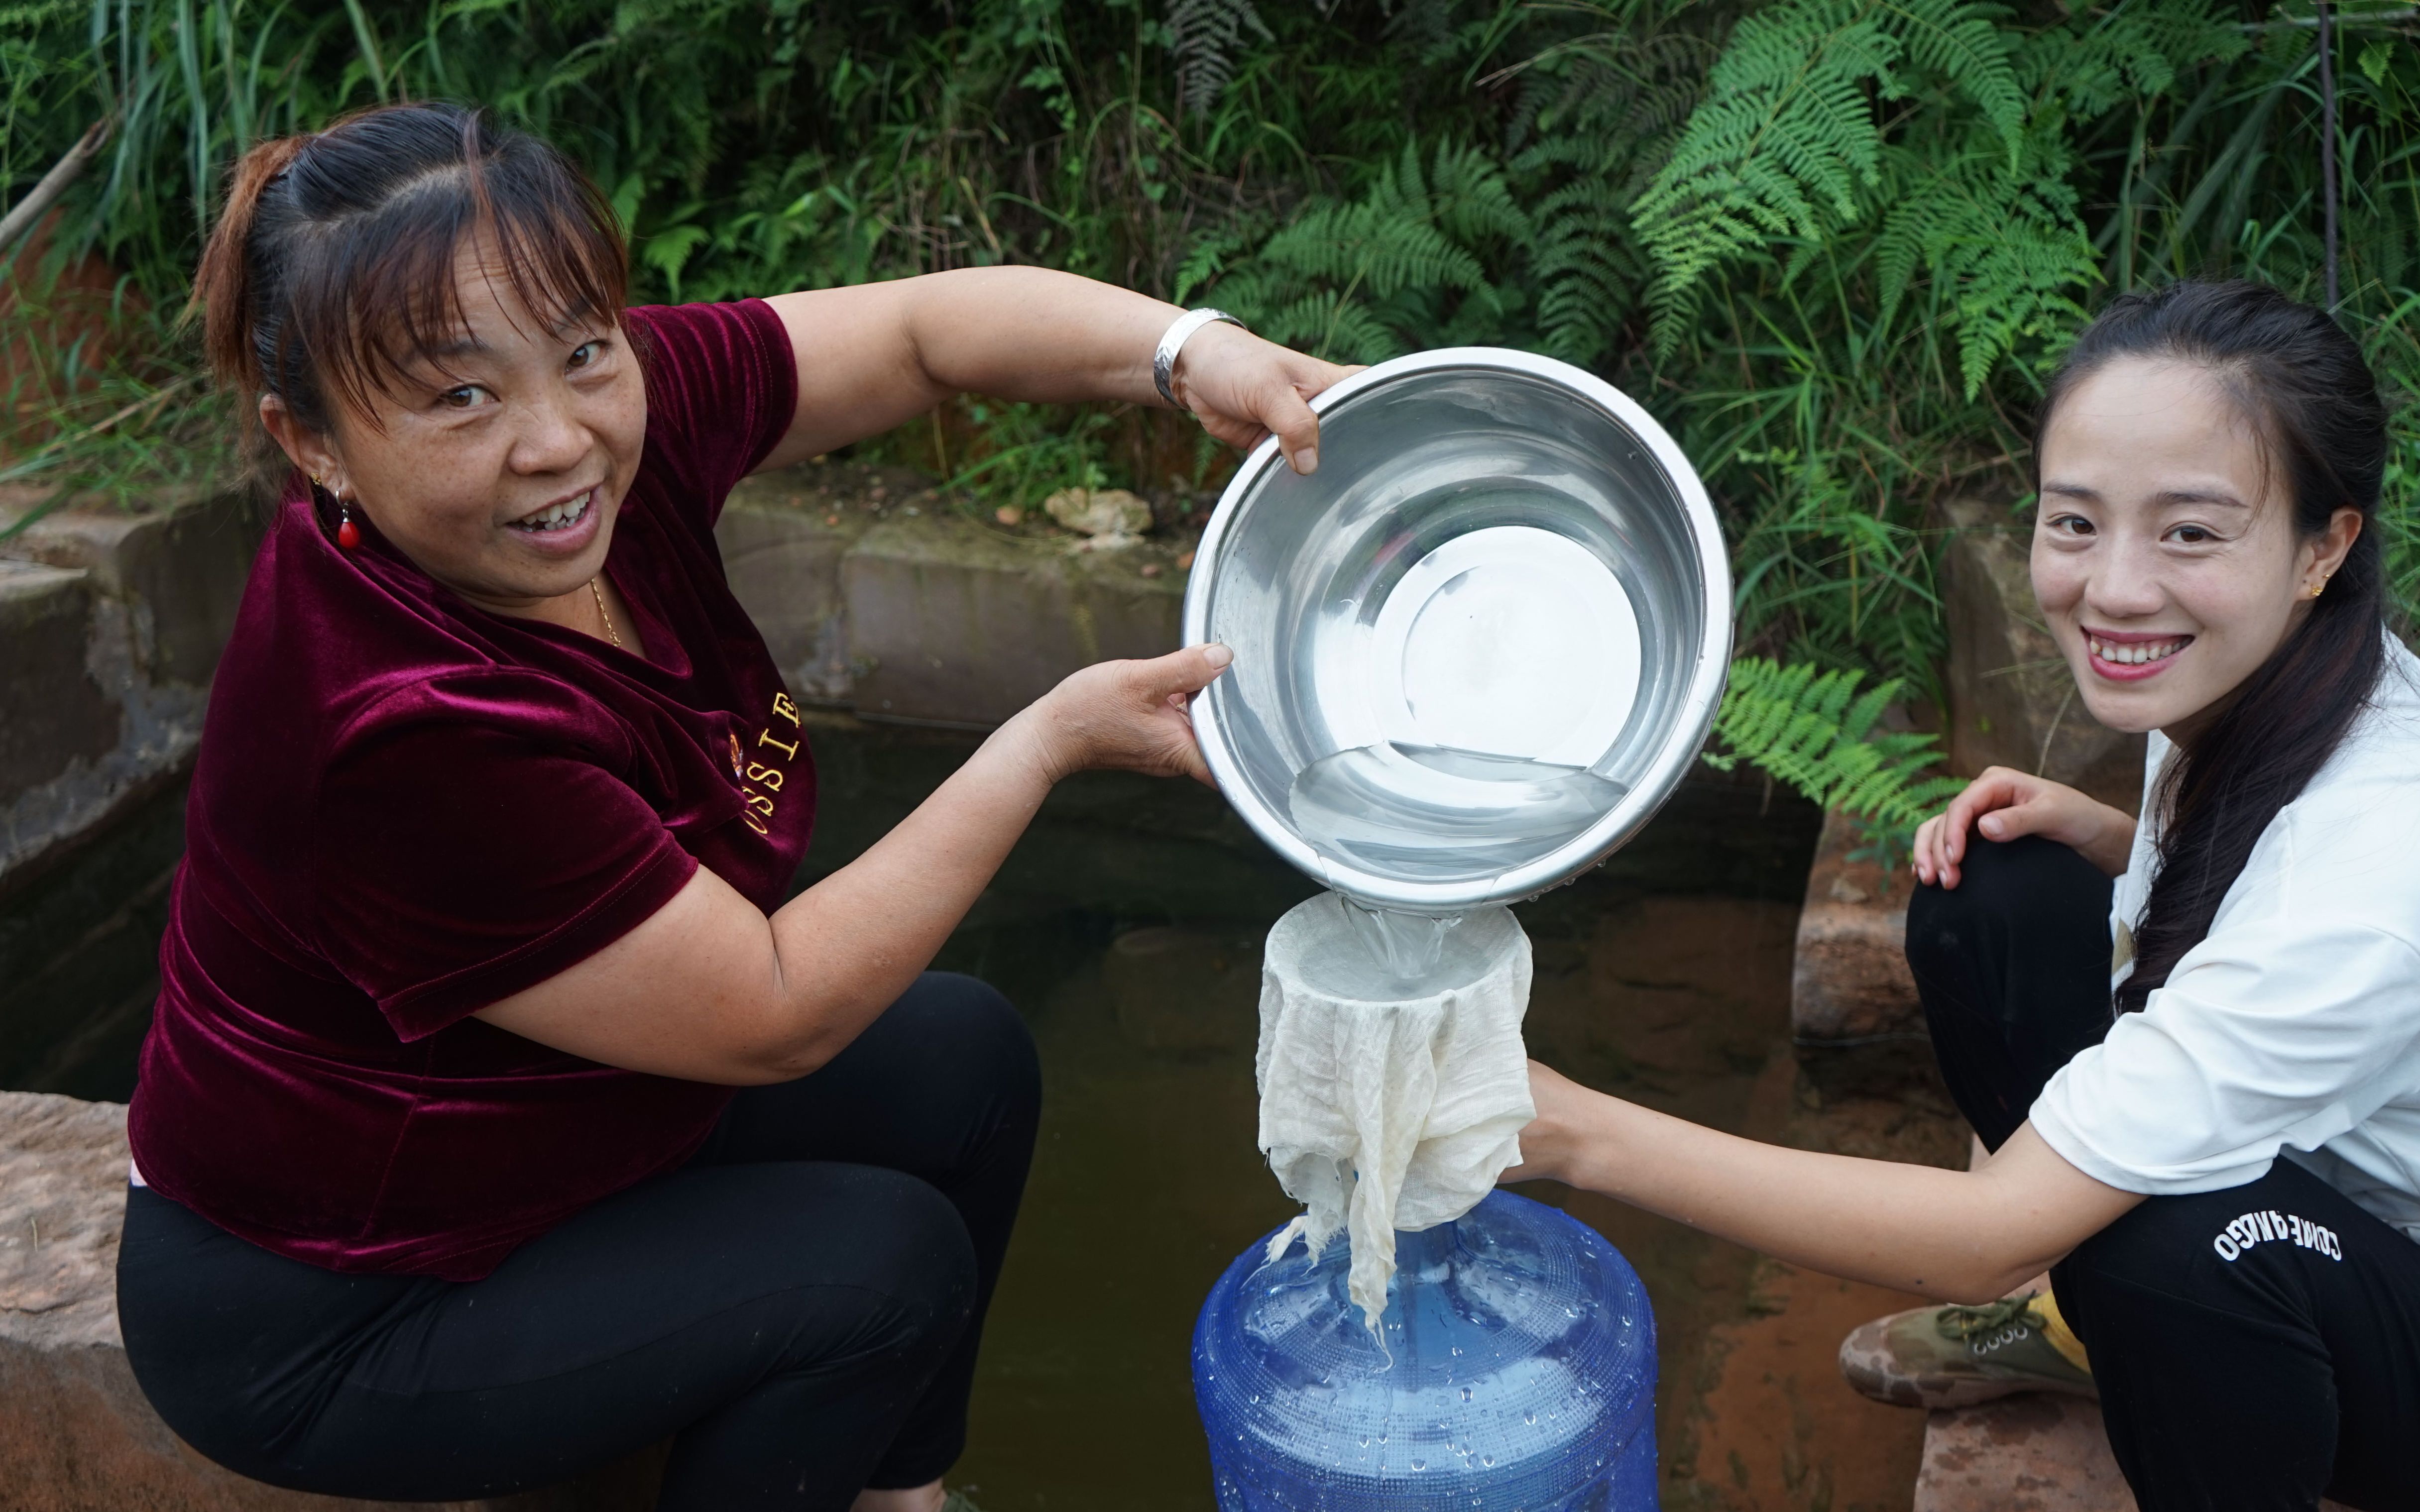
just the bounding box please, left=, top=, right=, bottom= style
left=115, top=103, right=1346, bottom=1512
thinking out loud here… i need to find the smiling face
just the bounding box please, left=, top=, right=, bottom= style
left=262, top=233, right=646, bottom=622
left=2031, top=356, right=2358, bottom=746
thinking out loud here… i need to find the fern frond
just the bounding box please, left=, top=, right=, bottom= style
left=1894, top=0, right=2024, bottom=165
left=1165, top=0, right=1271, bottom=118
left=1872, top=132, right=2094, bottom=395
left=1709, top=655, right=1964, bottom=846
left=1631, top=0, right=2030, bottom=354
left=2022, top=0, right=2246, bottom=117
left=1631, top=0, right=1904, bottom=348
left=1194, top=136, right=1525, bottom=359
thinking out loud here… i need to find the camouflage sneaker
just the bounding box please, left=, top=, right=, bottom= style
left=1838, top=1291, right=2095, bottom=1409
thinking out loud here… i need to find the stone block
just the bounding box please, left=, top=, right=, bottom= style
left=1941, top=500, right=2145, bottom=814
left=843, top=513, right=1183, bottom=727
left=1917, top=1396, right=2342, bottom=1512
left=1790, top=808, right=1922, bottom=1044
left=0, top=487, right=263, bottom=893
left=715, top=474, right=1189, bottom=729
left=713, top=484, right=869, bottom=706
left=0, top=779, right=178, bottom=1094
left=0, top=487, right=261, bottom=693
left=1915, top=1398, right=2134, bottom=1511
left=0, top=1091, right=659, bottom=1511
left=0, top=562, right=120, bottom=803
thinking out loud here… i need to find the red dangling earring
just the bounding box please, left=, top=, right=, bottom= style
left=312, top=473, right=361, bottom=551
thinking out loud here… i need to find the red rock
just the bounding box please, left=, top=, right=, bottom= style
left=0, top=1091, right=658, bottom=1511
left=1919, top=1395, right=2346, bottom=1512
left=1917, top=1398, right=2134, bottom=1511
left=1790, top=809, right=1922, bottom=1044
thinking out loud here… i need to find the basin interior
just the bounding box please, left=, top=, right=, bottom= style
left=1201, top=365, right=1713, bottom=896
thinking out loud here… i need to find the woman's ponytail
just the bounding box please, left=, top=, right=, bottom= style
left=190, top=134, right=308, bottom=396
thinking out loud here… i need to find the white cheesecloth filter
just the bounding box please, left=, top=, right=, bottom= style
left=1255, top=892, right=1536, bottom=1333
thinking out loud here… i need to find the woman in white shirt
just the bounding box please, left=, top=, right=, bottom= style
left=1512, top=279, right=2417, bottom=1510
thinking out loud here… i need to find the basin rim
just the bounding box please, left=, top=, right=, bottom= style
left=1181, top=345, right=1733, bottom=912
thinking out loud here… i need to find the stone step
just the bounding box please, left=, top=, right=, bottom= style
left=1916, top=1399, right=2135, bottom=1511
left=0, top=1089, right=659, bottom=1511
left=1917, top=1396, right=2352, bottom=1512
left=0, top=487, right=261, bottom=895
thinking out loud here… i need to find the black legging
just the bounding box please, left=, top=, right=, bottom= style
left=116, top=972, right=1040, bottom=1511
left=1910, top=836, right=2420, bottom=1512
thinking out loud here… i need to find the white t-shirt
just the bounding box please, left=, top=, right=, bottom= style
left=2031, top=633, right=2420, bottom=1243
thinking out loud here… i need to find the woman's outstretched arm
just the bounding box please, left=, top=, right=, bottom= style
left=474, top=644, right=1230, bottom=1085
left=755, top=268, right=1351, bottom=475
left=1510, top=1061, right=2142, bottom=1302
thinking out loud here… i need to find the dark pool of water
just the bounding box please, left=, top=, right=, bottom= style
left=821, top=722, right=1827, bottom=1509
left=1, top=716, right=1826, bottom=1508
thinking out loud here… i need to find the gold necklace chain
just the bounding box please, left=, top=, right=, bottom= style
left=589, top=576, right=624, bottom=649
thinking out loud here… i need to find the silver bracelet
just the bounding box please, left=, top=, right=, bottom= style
left=1154, top=308, right=1243, bottom=408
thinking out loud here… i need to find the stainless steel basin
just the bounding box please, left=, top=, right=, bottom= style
left=1182, top=347, right=1730, bottom=913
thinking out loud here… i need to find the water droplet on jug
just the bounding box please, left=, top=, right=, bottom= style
left=1192, top=1190, right=1655, bottom=1499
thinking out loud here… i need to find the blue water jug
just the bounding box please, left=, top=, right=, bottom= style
left=1192, top=1189, right=1657, bottom=1510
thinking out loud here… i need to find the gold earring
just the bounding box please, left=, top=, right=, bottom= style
left=2312, top=575, right=2329, bottom=599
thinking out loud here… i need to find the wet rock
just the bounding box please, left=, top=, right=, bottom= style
left=1666, top=1258, right=1932, bottom=1506
left=1103, top=926, right=1261, bottom=1053
left=1042, top=486, right=1150, bottom=541
left=1941, top=500, right=2146, bottom=814
left=0, top=1091, right=660, bottom=1510
left=1790, top=809, right=1922, bottom=1045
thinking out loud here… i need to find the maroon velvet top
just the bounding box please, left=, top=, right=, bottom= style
left=128, top=300, right=811, bottom=1279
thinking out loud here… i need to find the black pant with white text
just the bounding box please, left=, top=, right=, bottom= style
left=1909, top=835, right=2420, bottom=1512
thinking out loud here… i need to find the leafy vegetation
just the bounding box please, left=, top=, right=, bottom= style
left=1704, top=656, right=1967, bottom=855
left=5, top=0, right=2417, bottom=838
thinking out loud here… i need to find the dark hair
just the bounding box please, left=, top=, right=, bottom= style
left=192, top=102, right=628, bottom=437
left=2036, top=280, right=2390, bottom=1014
